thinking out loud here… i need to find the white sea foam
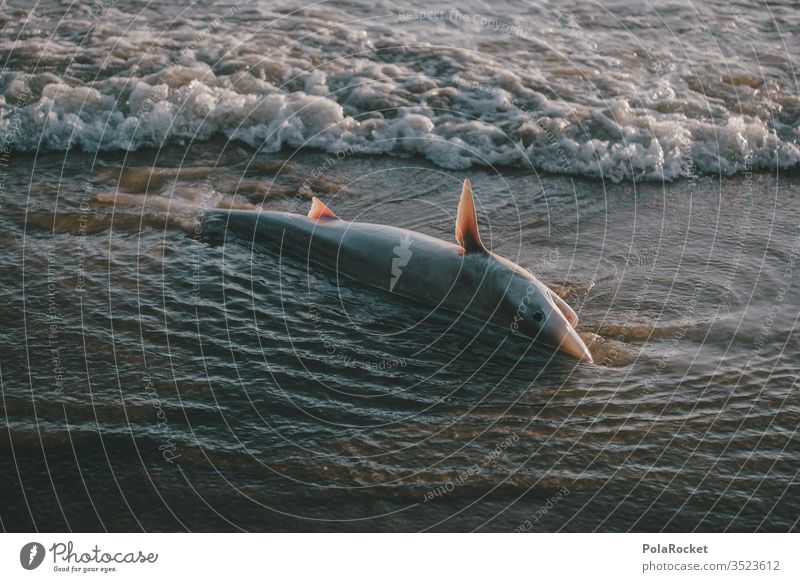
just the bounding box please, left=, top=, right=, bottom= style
left=1, top=0, right=798, bottom=181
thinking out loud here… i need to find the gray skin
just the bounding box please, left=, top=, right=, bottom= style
left=205, top=206, right=593, bottom=363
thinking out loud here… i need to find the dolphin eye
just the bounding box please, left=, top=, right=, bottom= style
left=532, top=311, right=544, bottom=323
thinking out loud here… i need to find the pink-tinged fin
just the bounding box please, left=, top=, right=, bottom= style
left=548, top=289, right=579, bottom=328
left=308, top=197, right=338, bottom=221
left=455, top=179, right=486, bottom=253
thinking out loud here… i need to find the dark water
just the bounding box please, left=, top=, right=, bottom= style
left=1, top=145, right=798, bottom=531
left=1, top=0, right=799, bottom=532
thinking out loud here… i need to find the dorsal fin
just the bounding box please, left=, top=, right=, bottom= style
left=455, top=179, right=485, bottom=253
left=308, top=196, right=338, bottom=221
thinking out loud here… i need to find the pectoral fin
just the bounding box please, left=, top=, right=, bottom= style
left=548, top=289, right=579, bottom=328
left=455, top=179, right=486, bottom=253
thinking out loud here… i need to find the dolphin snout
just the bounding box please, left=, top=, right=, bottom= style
left=542, top=313, right=594, bottom=364
left=558, top=325, right=594, bottom=363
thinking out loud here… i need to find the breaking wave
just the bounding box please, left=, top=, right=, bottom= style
left=1, top=0, right=798, bottom=181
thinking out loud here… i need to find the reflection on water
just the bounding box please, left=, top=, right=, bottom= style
left=1, top=144, right=798, bottom=531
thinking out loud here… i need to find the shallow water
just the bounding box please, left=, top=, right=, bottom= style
left=2, top=144, right=798, bottom=531
left=1, top=0, right=799, bottom=532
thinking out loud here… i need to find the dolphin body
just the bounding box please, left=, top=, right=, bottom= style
left=205, top=179, right=593, bottom=363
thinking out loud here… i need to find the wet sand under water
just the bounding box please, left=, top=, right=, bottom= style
left=1, top=144, right=799, bottom=531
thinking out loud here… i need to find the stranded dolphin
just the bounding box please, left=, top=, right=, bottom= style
left=205, top=179, right=593, bottom=363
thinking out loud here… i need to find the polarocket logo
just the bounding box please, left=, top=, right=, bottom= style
left=20, top=542, right=46, bottom=570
